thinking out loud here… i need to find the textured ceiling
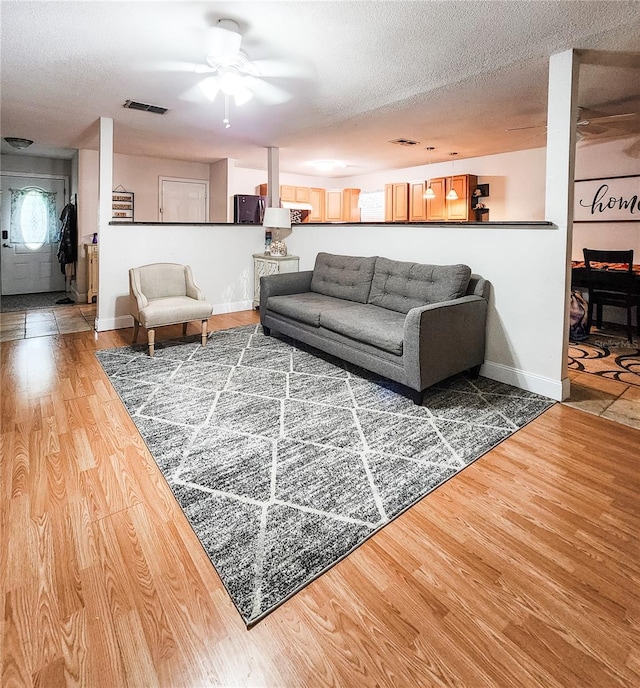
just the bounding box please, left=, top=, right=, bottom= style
left=1, top=1, right=639, bottom=176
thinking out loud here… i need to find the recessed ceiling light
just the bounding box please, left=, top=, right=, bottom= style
left=308, top=160, right=347, bottom=172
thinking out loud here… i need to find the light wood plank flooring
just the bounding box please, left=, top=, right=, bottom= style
left=1, top=310, right=638, bottom=687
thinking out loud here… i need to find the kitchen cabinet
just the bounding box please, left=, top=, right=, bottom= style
left=426, top=178, right=447, bottom=221
left=385, top=183, right=409, bottom=221
left=326, top=188, right=361, bottom=222
left=280, top=185, right=296, bottom=202
left=409, top=181, right=428, bottom=222
left=308, top=187, right=325, bottom=222
left=446, top=174, right=477, bottom=221
left=425, top=175, right=477, bottom=221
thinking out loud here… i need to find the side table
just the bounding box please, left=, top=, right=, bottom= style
left=253, top=253, right=300, bottom=308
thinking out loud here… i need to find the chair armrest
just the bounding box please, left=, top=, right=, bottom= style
left=403, top=295, right=487, bottom=389
left=259, top=271, right=314, bottom=312
left=185, top=265, right=205, bottom=301
left=129, top=268, right=149, bottom=319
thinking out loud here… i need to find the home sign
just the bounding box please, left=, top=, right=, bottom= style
left=574, top=174, right=640, bottom=222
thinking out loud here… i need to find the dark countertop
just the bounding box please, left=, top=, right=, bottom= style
left=110, top=220, right=555, bottom=227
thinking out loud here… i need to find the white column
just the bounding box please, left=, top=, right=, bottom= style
left=96, top=116, right=113, bottom=330
left=267, top=146, right=279, bottom=207
left=545, top=49, right=580, bottom=400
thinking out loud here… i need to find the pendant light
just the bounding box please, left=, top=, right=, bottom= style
left=423, top=146, right=436, bottom=199
left=446, top=152, right=459, bottom=200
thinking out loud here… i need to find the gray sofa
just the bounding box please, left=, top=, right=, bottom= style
left=259, top=252, right=488, bottom=404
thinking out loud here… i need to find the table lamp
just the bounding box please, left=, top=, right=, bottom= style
left=263, top=207, right=292, bottom=256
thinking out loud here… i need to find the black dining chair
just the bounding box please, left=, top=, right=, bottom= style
left=582, top=248, right=639, bottom=343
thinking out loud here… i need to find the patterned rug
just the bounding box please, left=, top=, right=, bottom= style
left=96, top=325, right=554, bottom=627
left=568, top=332, right=640, bottom=387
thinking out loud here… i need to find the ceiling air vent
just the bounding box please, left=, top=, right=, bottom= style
left=389, top=138, right=420, bottom=146
left=123, top=100, right=168, bottom=115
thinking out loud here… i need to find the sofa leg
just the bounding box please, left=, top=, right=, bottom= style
left=262, top=325, right=271, bottom=336
left=201, top=319, right=208, bottom=347
left=148, top=329, right=155, bottom=357
left=410, top=388, right=425, bottom=406
left=182, top=322, right=188, bottom=337
left=469, top=364, right=481, bottom=379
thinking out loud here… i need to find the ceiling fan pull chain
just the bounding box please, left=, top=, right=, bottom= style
left=223, top=94, right=231, bottom=128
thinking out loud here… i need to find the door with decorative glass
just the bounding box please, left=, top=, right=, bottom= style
left=1, top=176, right=66, bottom=295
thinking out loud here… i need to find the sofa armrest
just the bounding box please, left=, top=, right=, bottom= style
left=403, top=295, right=487, bottom=389
left=259, top=270, right=314, bottom=313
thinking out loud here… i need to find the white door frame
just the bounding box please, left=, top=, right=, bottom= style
left=158, top=176, right=209, bottom=222
left=1, top=171, right=69, bottom=295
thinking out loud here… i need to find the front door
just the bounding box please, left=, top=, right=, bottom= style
left=1, top=175, right=67, bottom=295
left=159, top=178, right=208, bottom=223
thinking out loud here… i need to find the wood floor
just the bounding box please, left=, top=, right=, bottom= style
left=1, top=310, right=638, bottom=688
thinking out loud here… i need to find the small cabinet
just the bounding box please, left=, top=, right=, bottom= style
left=112, top=190, right=134, bottom=221
left=426, top=178, right=447, bottom=221
left=385, top=183, right=409, bottom=221
left=425, top=175, right=477, bottom=221
left=253, top=253, right=300, bottom=308
left=409, top=181, right=427, bottom=222
left=85, top=243, right=98, bottom=303
left=326, top=188, right=360, bottom=222
left=308, top=187, right=326, bottom=222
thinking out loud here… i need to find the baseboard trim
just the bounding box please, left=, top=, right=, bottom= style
left=94, top=300, right=254, bottom=333
left=481, top=361, right=567, bottom=401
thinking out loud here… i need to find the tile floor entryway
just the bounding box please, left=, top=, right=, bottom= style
left=0, top=303, right=96, bottom=341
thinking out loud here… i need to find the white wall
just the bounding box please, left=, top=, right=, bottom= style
left=0, top=154, right=71, bottom=177
left=96, top=224, right=265, bottom=331
left=113, top=153, right=211, bottom=222
left=96, top=220, right=565, bottom=400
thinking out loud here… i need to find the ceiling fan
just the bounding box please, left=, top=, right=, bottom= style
left=173, top=19, right=301, bottom=128
left=506, top=107, right=640, bottom=139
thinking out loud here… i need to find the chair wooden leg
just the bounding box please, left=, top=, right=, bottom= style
left=182, top=322, right=188, bottom=337
left=201, top=319, right=208, bottom=347
left=627, top=305, right=633, bottom=344
left=586, top=291, right=593, bottom=334
left=148, top=329, right=155, bottom=357
left=132, top=319, right=140, bottom=344
left=596, top=303, right=603, bottom=329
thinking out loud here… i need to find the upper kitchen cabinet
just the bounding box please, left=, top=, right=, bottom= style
left=426, top=174, right=477, bottom=221
left=426, top=178, right=447, bottom=221
left=308, top=187, right=326, bottom=222
left=385, top=183, right=409, bottom=222
left=409, top=181, right=427, bottom=222
left=326, top=188, right=361, bottom=222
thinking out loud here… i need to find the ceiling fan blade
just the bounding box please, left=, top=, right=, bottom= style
left=244, top=76, right=292, bottom=105
left=505, top=124, right=545, bottom=132
left=142, top=59, right=214, bottom=75
left=586, top=112, right=640, bottom=124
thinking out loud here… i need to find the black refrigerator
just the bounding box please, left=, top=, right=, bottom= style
left=233, top=194, right=266, bottom=223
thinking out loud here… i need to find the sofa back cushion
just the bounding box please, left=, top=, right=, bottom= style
left=368, top=257, right=472, bottom=314
left=310, top=252, right=376, bottom=303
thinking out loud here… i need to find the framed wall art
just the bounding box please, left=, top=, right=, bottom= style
left=574, top=174, right=640, bottom=223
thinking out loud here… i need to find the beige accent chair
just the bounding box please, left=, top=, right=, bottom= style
left=129, top=263, right=213, bottom=356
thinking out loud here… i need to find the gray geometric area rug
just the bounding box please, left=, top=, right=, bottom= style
left=96, top=324, right=554, bottom=627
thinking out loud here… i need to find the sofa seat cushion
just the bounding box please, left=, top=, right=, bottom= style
left=368, top=257, right=472, bottom=314
left=319, top=304, right=406, bottom=355
left=139, top=296, right=213, bottom=328
left=267, top=292, right=357, bottom=327
left=310, top=252, right=377, bottom=303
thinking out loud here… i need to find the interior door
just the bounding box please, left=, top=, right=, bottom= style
left=160, top=178, right=208, bottom=223
left=1, top=175, right=67, bottom=295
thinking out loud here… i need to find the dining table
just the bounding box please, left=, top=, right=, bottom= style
left=571, top=260, right=640, bottom=292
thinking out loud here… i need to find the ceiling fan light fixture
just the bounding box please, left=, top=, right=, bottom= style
left=4, top=137, right=33, bottom=150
